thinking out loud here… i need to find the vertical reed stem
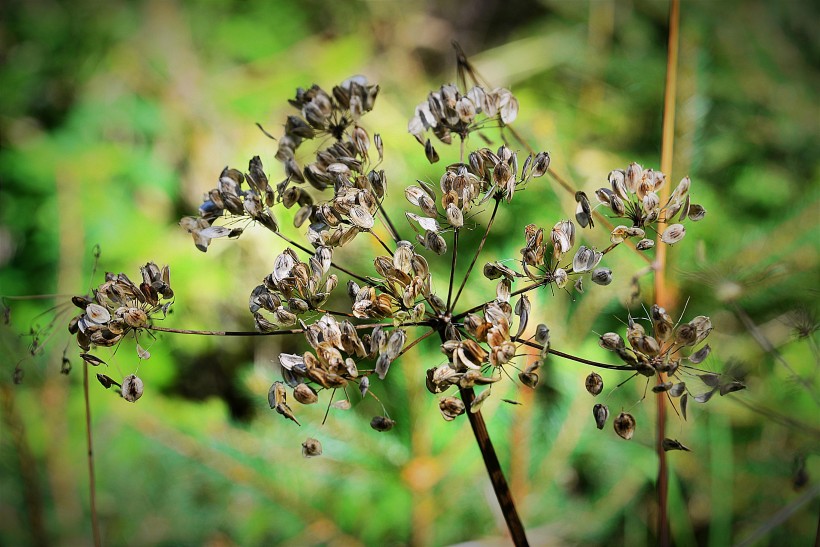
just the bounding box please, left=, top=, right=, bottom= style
left=655, top=0, right=680, bottom=545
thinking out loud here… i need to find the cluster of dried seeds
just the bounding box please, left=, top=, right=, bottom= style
left=180, top=157, right=277, bottom=251
left=408, top=84, right=519, bottom=163
left=250, top=247, right=336, bottom=330
left=595, top=163, right=706, bottom=246
left=68, top=262, right=171, bottom=403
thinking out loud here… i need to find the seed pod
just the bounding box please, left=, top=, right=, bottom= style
left=636, top=238, right=655, bottom=251
left=123, top=308, right=148, bottom=329
left=121, top=374, right=144, bottom=403
left=585, top=372, right=604, bottom=396
left=613, top=412, right=636, bottom=440
left=293, top=383, right=319, bottom=404
left=661, top=223, right=686, bottom=245
left=301, top=437, right=322, bottom=458
left=446, top=203, right=464, bottom=228
left=519, top=371, right=539, bottom=388
left=535, top=324, right=550, bottom=345
left=96, top=374, right=118, bottom=389
left=593, top=403, right=609, bottom=430
left=470, top=388, right=491, bottom=413
left=370, top=416, right=396, bottom=432
left=652, top=381, right=673, bottom=393
left=439, top=396, right=466, bottom=421
left=590, top=268, right=612, bottom=286
left=85, top=303, right=111, bottom=325
left=662, top=438, right=691, bottom=452
left=599, top=332, right=625, bottom=351
left=359, top=376, right=370, bottom=397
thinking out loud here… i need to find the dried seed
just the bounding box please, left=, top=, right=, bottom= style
left=593, top=403, right=609, bottom=430
left=370, top=416, right=396, bottom=432
left=293, top=383, right=319, bottom=404
left=661, top=223, right=686, bottom=244
left=439, top=396, right=465, bottom=421
left=585, top=372, right=604, bottom=396
left=662, top=438, right=691, bottom=452
left=613, top=412, right=636, bottom=440
left=121, top=374, right=144, bottom=403
left=590, top=268, right=612, bottom=286
left=470, top=388, right=491, bottom=413
left=301, top=437, right=322, bottom=458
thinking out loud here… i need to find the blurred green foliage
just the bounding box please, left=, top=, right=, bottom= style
left=1, top=0, right=818, bottom=545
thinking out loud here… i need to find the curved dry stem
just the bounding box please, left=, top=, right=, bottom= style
left=450, top=198, right=501, bottom=314
left=513, top=337, right=636, bottom=371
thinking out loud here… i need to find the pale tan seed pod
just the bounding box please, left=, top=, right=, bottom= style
left=470, top=388, right=491, bottom=413
left=293, top=383, right=319, bottom=405
left=585, top=372, right=604, bottom=396
left=599, top=332, right=625, bottom=351
left=85, top=303, right=111, bottom=325
left=349, top=206, right=375, bottom=230
left=123, top=308, right=148, bottom=329
left=636, top=238, right=655, bottom=250
left=301, top=437, right=322, bottom=458
left=446, top=203, right=464, bottom=228
left=614, top=412, right=636, bottom=440
left=661, top=223, right=686, bottom=244
left=121, top=374, right=144, bottom=403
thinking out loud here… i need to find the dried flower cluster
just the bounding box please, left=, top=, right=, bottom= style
left=68, top=62, right=740, bottom=460
left=68, top=262, right=173, bottom=402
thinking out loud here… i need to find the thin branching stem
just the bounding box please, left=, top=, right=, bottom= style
left=377, top=201, right=402, bottom=243
left=368, top=229, right=395, bottom=257
left=513, top=337, right=636, bottom=370
left=453, top=279, right=547, bottom=321
left=450, top=198, right=500, bottom=313
left=146, top=319, right=435, bottom=337
left=83, top=363, right=101, bottom=547
left=273, top=231, right=371, bottom=284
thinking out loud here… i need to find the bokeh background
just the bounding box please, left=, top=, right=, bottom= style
left=1, top=0, right=818, bottom=545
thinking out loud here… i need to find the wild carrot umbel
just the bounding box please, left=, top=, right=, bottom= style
left=10, top=39, right=747, bottom=546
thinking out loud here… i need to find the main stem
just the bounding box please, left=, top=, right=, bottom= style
left=437, top=329, right=528, bottom=545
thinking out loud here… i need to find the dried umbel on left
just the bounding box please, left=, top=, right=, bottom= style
left=68, top=261, right=173, bottom=402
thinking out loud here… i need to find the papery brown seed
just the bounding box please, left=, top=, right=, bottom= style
left=293, top=383, right=319, bottom=404
left=613, top=412, right=636, bottom=440
left=121, top=374, right=144, bottom=403
left=301, top=437, right=322, bottom=458
left=585, top=372, right=603, bottom=396
left=370, top=416, right=396, bottom=432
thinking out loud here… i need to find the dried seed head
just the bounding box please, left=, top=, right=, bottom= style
left=593, top=403, right=609, bottom=430
left=613, top=412, right=636, bottom=440
left=121, top=374, right=144, bottom=403
left=585, top=372, right=604, bottom=396
left=301, top=437, right=323, bottom=458
left=370, top=416, right=396, bottom=432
